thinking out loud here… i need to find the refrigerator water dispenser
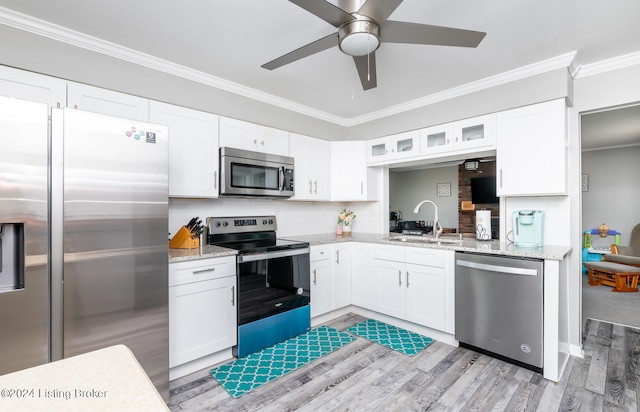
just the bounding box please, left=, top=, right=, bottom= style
left=0, top=223, right=25, bottom=292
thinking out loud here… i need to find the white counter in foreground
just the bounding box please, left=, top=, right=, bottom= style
left=0, top=345, right=168, bottom=412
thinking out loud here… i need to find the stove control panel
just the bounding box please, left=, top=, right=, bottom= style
left=207, top=215, right=277, bottom=234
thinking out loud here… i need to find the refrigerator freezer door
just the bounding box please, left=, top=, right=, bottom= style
left=0, top=96, right=49, bottom=374
left=61, top=109, right=169, bottom=399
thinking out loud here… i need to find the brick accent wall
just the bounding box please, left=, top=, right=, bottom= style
left=458, top=160, right=500, bottom=238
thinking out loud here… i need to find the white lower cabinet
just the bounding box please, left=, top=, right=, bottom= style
left=372, top=258, right=406, bottom=319
left=351, top=243, right=373, bottom=310
left=332, top=244, right=351, bottom=310
left=310, top=245, right=333, bottom=318
left=372, top=245, right=452, bottom=332
left=169, top=256, right=236, bottom=368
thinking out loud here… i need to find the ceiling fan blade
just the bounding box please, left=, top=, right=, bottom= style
left=382, top=20, right=486, bottom=47
left=289, top=0, right=355, bottom=27
left=262, top=33, right=338, bottom=70
left=357, top=0, right=403, bottom=25
left=353, top=53, right=377, bottom=90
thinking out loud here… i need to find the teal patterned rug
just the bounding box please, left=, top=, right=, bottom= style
left=346, top=319, right=434, bottom=356
left=210, top=325, right=355, bottom=398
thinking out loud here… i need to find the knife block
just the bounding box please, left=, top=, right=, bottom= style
left=169, top=226, right=200, bottom=249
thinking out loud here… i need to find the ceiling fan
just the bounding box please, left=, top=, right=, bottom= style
left=261, top=0, right=486, bottom=90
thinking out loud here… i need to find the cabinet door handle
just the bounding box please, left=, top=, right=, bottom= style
left=398, top=270, right=402, bottom=287
left=406, top=271, right=410, bottom=288
left=361, top=182, right=364, bottom=195
left=314, top=181, right=317, bottom=194
left=499, top=169, right=503, bottom=188
left=253, top=139, right=257, bottom=144
left=193, top=268, right=216, bottom=275
left=336, top=250, right=340, bottom=264
left=309, top=180, right=313, bottom=194
left=261, top=140, right=265, bottom=146
left=313, top=269, right=317, bottom=285
left=213, top=171, right=217, bottom=190
left=231, top=286, right=235, bottom=306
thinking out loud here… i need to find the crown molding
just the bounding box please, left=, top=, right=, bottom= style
left=572, top=50, right=640, bottom=79
left=345, top=51, right=578, bottom=126
left=0, top=7, right=347, bottom=126
left=4, top=6, right=636, bottom=129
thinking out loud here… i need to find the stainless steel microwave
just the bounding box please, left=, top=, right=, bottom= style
left=220, top=147, right=294, bottom=198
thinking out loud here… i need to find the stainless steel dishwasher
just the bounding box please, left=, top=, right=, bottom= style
left=455, top=252, right=544, bottom=373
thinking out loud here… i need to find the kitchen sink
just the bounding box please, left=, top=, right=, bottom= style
left=387, top=235, right=463, bottom=244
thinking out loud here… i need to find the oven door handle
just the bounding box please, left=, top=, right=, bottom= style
left=237, top=247, right=310, bottom=263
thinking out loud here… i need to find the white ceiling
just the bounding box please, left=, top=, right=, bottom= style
left=0, top=0, right=639, bottom=148
left=582, top=104, right=640, bottom=151
left=1, top=1, right=639, bottom=119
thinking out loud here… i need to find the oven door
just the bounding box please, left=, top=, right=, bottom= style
left=220, top=148, right=294, bottom=197
left=236, top=248, right=310, bottom=326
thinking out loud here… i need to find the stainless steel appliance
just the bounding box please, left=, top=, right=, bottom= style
left=219, top=147, right=294, bottom=198
left=206, top=216, right=310, bottom=358
left=513, top=210, right=545, bottom=248
left=0, top=96, right=169, bottom=399
left=455, top=252, right=544, bottom=373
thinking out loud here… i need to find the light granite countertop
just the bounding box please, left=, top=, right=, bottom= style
left=0, top=345, right=168, bottom=411
left=168, top=233, right=572, bottom=263
left=280, top=232, right=572, bottom=261
left=169, top=244, right=237, bottom=263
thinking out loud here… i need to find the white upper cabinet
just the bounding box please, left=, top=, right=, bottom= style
left=496, top=99, right=567, bottom=196
left=366, top=130, right=420, bottom=164
left=258, top=125, right=290, bottom=155
left=451, top=114, right=496, bottom=151
left=420, top=114, right=496, bottom=157
left=150, top=101, right=219, bottom=198
left=289, top=133, right=331, bottom=201
left=219, top=117, right=289, bottom=156
left=331, top=141, right=367, bottom=201
left=419, top=123, right=454, bottom=155
left=0, top=65, right=66, bottom=108
left=67, top=82, right=149, bottom=121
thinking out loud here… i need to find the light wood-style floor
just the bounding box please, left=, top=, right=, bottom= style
left=169, top=313, right=640, bottom=411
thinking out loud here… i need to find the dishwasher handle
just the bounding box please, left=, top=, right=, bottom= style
left=456, top=259, right=539, bottom=276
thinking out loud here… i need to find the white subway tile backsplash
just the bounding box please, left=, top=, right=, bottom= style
left=169, top=198, right=384, bottom=238
left=505, top=196, right=571, bottom=246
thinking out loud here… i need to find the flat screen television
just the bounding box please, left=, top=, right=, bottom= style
left=470, top=176, right=498, bottom=204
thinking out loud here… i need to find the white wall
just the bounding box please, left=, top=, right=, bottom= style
left=503, top=197, right=571, bottom=246
left=581, top=146, right=640, bottom=243
left=169, top=198, right=384, bottom=239
left=389, top=166, right=459, bottom=230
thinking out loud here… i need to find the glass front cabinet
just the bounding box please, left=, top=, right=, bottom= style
left=366, top=130, right=419, bottom=163
left=420, top=114, right=495, bottom=156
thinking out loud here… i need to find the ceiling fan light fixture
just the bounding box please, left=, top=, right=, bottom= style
left=338, top=20, right=380, bottom=56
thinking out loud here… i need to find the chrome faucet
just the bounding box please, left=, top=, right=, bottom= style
left=413, top=200, right=444, bottom=239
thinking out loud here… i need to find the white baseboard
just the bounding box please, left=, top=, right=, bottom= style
left=169, top=348, right=233, bottom=381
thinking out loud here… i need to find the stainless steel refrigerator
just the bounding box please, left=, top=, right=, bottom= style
left=0, top=96, right=169, bottom=400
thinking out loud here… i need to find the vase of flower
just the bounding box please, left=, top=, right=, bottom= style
left=337, top=208, right=355, bottom=237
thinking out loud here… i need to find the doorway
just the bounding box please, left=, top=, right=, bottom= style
left=580, top=103, right=640, bottom=329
